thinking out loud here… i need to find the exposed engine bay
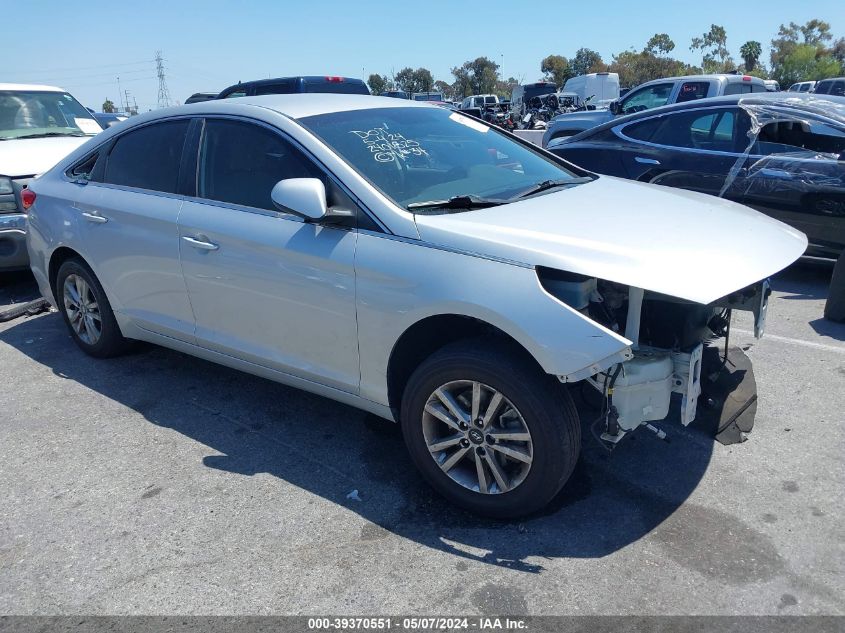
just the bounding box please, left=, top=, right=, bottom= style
left=538, top=268, right=770, bottom=445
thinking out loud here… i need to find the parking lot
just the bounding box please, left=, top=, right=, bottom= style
left=0, top=265, right=843, bottom=616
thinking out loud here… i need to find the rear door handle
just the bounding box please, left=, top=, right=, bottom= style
left=81, top=212, right=108, bottom=224
left=182, top=235, right=219, bottom=251
left=634, top=156, right=661, bottom=165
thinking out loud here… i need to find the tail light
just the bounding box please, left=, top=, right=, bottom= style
left=742, top=75, right=752, bottom=82
left=21, top=188, right=36, bottom=211
left=325, top=76, right=344, bottom=83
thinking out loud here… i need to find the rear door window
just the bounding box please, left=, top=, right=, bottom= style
left=103, top=120, right=189, bottom=193
left=624, top=108, right=745, bottom=152
left=676, top=81, right=711, bottom=103
left=197, top=119, right=324, bottom=211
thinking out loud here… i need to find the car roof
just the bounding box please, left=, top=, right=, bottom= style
left=639, top=74, right=765, bottom=86
left=227, top=75, right=365, bottom=87
left=150, top=93, right=437, bottom=120
left=573, top=92, right=845, bottom=139
left=0, top=83, right=66, bottom=92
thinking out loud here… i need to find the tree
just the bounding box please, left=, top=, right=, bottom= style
left=367, top=73, right=389, bottom=95
left=645, top=33, right=675, bottom=56
left=571, top=48, right=605, bottom=76
left=608, top=48, right=696, bottom=88
left=770, top=20, right=841, bottom=86
left=540, top=54, right=573, bottom=87
left=433, top=80, right=453, bottom=100
left=799, top=19, right=833, bottom=46
left=690, top=24, right=734, bottom=73
left=832, top=37, right=845, bottom=66
left=774, top=44, right=841, bottom=86
left=102, top=99, right=115, bottom=113
left=494, top=77, right=519, bottom=99
left=395, top=67, right=434, bottom=95
left=740, top=41, right=762, bottom=72
left=413, top=68, right=434, bottom=93
left=450, top=57, right=500, bottom=97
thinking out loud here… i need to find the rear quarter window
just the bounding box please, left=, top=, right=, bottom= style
left=103, top=120, right=190, bottom=193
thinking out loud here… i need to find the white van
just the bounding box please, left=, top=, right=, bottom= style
left=460, top=94, right=499, bottom=110
left=0, top=83, right=103, bottom=270
left=562, top=73, right=620, bottom=109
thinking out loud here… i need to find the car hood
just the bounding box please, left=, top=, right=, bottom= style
left=413, top=177, right=807, bottom=305
left=549, top=110, right=615, bottom=129
left=0, top=136, right=93, bottom=178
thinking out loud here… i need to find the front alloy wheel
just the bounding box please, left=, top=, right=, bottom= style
left=423, top=380, right=533, bottom=494
left=401, top=340, right=581, bottom=518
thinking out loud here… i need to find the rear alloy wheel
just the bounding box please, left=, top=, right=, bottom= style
left=63, top=274, right=102, bottom=345
left=56, top=258, right=132, bottom=358
left=401, top=340, right=581, bottom=518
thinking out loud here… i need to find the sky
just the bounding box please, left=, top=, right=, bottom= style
left=3, top=0, right=842, bottom=111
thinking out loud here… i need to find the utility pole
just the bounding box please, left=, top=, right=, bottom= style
left=117, top=76, right=124, bottom=112
left=124, top=90, right=133, bottom=115
left=155, top=50, right=172, bottom=109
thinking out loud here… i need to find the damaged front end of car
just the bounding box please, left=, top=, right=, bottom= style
left=540, top=268, right=771, bottom=445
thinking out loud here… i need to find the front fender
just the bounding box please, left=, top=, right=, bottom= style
left=355, top=232, right=632, bottom=405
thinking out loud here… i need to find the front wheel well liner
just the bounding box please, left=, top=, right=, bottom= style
left=386, top=314, right=545, bottom=416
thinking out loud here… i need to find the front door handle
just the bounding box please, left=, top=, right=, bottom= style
left=81, top=212, right=108, bottom=224
left=182, top=235, right=219, bottom=251
left=634, top=156, right=661, bottom=165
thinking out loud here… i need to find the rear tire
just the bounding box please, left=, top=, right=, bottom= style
left=400, top=340, right=581, bottom=519
left=56, top=258, right=132, bottom=358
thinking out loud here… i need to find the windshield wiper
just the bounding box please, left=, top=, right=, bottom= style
left=407, top=194, right=508, bottom=212
left=11, top=132, right=88, bottom=140
left=513, top=176, right=594, bottom=199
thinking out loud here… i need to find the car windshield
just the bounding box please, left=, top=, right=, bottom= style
left=0, top=90, right=101, bottom=140
left=300, top=106, right=586, bottom=210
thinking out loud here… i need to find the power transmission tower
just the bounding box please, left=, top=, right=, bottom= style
left=155, top=50, right=172, bottom=108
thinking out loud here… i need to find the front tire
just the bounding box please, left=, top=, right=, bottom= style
left=56, top=258, right=131, bottom=358
left=400, top=340, right=581, bottom=518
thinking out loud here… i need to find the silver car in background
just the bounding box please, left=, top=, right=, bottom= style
left=27, top=95, right=806, bottom=517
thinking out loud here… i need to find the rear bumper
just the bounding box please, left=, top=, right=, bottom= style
left=0, top=214, right=29, bottom=271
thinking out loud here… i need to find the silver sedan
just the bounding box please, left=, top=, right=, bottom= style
left=27, top=95, right=806, bottom=517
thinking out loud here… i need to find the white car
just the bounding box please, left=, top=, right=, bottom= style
left=1, top=83, right=103, bottom=270
left=27, top=95, right=806, bottom=517
left=788, top=81, right=817, bottom=93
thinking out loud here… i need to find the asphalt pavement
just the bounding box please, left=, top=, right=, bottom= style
left=0, top=265, right=842, bottom=615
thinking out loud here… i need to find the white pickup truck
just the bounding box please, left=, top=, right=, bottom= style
left=0, top=83, right=102, bottom=271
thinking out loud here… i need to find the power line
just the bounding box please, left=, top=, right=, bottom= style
left=155, top=50, right=172, bottom=108
left=13, top=60, right=153, bottom=75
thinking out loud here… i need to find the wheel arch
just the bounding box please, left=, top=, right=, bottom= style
left=385, top=313, right=545, bottom=416
left=48, top=246, right=87, bottom=301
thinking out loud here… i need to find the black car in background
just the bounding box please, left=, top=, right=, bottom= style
left=815, top=78, right=845, bottom=97
left=185, top=92, right=218, bottom=104
left=548, top=93, right=845, bottom=260
left=217, top=76, right=369, bottom=99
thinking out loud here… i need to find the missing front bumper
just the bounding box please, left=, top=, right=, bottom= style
left=695, top=345, right=758, bottom=445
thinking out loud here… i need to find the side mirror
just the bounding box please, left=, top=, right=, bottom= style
left=271, top=178, right=327, bottom=221
left=610, top=100, right=623, bottom=115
